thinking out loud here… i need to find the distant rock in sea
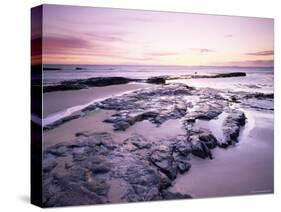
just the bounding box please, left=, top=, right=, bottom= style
left=43, top=77, right=140, bottom=93
left=43, top=67, right=62, bottom=71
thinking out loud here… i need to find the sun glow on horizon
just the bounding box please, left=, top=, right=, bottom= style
left=32, top=5, right=274, bottom=67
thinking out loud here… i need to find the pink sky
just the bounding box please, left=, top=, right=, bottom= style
left=41, top=4, right=274, bottom=67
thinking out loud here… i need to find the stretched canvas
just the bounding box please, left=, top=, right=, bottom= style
left=31, top=4, right=274, bottom=208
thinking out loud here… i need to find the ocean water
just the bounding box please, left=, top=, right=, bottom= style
left=43, top=64, right=273, bottom=93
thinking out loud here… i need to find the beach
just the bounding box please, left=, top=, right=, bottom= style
left=42, top=67, right=274, bottom=206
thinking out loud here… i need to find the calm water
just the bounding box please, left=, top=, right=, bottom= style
left=43, top=64, right=273, bottom=93
left=170, top=108, right=274, bottom=198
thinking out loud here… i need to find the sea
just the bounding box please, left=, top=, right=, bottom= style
left=43, top=64, right=273, bottom=93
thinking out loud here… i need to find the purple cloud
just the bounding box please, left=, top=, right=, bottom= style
left=223, top=59, right=273, bottom=67
left=43, top=36, right=92, bottom=49
left=246, top=50, right=274, bottom=56
left=84, top=32, right=125, bottom=42
left=147, top=52, right=179, bottom=56
left=225, top=34, right=233, bottom=38
left=192, top=48, right=215, bottom=53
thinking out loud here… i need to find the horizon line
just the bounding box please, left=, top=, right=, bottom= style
left=40, top=63, right=274, bottom=69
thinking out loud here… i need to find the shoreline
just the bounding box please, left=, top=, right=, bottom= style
left=43, top=72, right=247, bottom=93
left=43, top=82, right=153, bottom=119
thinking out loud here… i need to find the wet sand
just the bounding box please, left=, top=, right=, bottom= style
left=43, top=83, right=152, bottom=117
left=169, top=109, right=274, bottom=198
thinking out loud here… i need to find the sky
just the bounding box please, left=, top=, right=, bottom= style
left=37, top=4, right=274, bottom=67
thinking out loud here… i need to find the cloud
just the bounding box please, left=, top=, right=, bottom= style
left=147, top=52, right=179, bottom=57
left=225, top=34, right=233, bottom=38
left=246, top=50, right=274, bottom=56
left=44, top=36, right=92, bottom=49
left=221, top=59, right=273, bottom=67
left=43, top=35, right=125, bottom=60
left=191, top=48, right=215, bottom=53
left=84, top=31, right=125, bottom=42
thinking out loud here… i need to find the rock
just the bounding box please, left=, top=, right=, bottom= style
left=123, top=164, right=163, bottom=202
left=83, top=180, right=110, bottom=197
left=42, top=81, right=256, bottom=206
left=43, top=83, right=87, bottom=92
left=113, top=120, right=131, bottom=131
left=107, top=111, right=159, bottom=131
left=192, top=72, right=246, bottom=79
left=44, top=182, right=106, bottom=207
left=171, top=137, right=192, bottom=157
left=68, top=167, right=88, bottom=181
left=221, top=110, right=246, bottom=147
left=147, top=77, right=166, bottom=84
left=198, top=132, right=217, bottom=149
left=190, top=135, right=213, bottom=159
left=150, top=147, right=178, bottom=180
left=44, top=77, right=138, bottom=93
left=81, top=104, right=97, bottom=113
left=44, top=113, right=81, bottom=131
left=161, top=190, right=192, bottom=200
left=244, top=93, right=274, bottom=99
left=45, top=143, right=69, bottom=157
left=43, top=160, right=57, bottom=173
left=124, top=134, right=152, bottom=149
left=43, top=67, right=62, bottom=71
left=177, top=161, right=191, bottom=174
left=155, top=72, right=246, bottom=81
left=159, top=172, right=172, bottom=190
left=91, top=164, right=111, bottom=175
left=75, top=67, right=86, bottom=70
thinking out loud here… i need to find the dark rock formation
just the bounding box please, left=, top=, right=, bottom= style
left=218, top=110, right=246, bottom=148
left=75, top=67, right=86, bottom=70
left=150, top=147, right=178, bottom=180
left=43, top=67, right=62, bottom=71
left=43, top=132, right=191, bottom=207
left=243, top=92, right=274, bottom=99
left=146, top=76, right=166, bottom=84
left=161, top=190, right=192, bottom=200
left=44, top=77, right=138, bottom=93
left=43, top=113, right=81, bottom=131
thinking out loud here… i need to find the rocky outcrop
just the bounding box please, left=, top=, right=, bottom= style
left=216, top=110, right=246, bottom=148
left=198, top=72, right=246, bottom=78
left=43, top=72, right=246, bottom=93
left=42, top=81, right=274, bottom=207
left=146, top=77, right=166, bottom=84
left=155, top=72, right=246, bottom=81
left=43, top=132, right=192, bottom=207
left=43, top=77, right=139, bottom=93
left=188, top=128, right=217, bottom=159
left=43, top=67, right=62, bottom=71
